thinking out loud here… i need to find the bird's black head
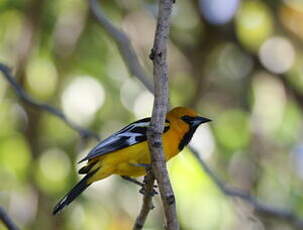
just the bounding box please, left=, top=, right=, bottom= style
left=178, top=115, right=211, bottom=150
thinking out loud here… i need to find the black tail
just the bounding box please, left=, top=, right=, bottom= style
left=78, top=161, right=97, bottom=174
left=52, top=170, right=97, bottom=215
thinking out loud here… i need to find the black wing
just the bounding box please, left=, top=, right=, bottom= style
left=79, top=118, right=170, bottom=163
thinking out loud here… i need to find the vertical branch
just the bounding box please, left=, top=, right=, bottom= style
left=147, top=0, right=179, bottom=230
left=0, top=206, right=19, bottom=230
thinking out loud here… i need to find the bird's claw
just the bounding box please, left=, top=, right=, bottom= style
left=139, top=187, right=158, bottom=196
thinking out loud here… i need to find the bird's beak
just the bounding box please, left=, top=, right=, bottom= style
left=193, top=116, right=212, bottom=126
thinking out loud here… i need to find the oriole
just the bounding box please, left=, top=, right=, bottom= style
left=53, top=107, right=211, bottom=214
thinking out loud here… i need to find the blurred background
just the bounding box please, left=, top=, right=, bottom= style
left=1, top=0, right=303, bottom=229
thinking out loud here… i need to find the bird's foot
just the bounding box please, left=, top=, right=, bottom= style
left=139, top=187, right=158, bottom=196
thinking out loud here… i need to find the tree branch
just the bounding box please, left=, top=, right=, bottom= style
left=147, top=0, right=179, bottom=229
left=88, top=0, right=154, bottom=93
left=189, top=146, right=303, bottom=229
left=0, top=63, right=99, bottom=140
left=132, top=172, right=155, bottom=230
left=0, top=206, right=19, bottom=230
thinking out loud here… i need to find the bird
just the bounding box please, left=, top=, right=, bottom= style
left=52, top=106, right=211, bottom=215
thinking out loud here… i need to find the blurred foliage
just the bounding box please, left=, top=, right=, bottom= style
left=1, top=0, right=303, bottom=229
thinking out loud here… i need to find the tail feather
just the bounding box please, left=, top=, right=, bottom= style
left=52, top=169, right=97, bottom=215
left=78, top=161, right=97, bottom=174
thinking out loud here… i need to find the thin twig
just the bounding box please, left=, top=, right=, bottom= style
left=0, top=206, right=20, bottom=230
left=89, top=0, right=154, bottom=93
left=133, top=172, right=155, bottom=230
left=189, top=146, right=303, bottom=229
left=147, top=0, right=179, bottom=229
left=0, top=63, right=99, bottom=140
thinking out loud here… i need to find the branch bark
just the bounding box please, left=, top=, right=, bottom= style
left=147, top=0, right=179, bottom=229
left=0, top=206, right=19, bottom=230
left=132, top=172, right=155, bottom=230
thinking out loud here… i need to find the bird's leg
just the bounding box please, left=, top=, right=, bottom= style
left=139, top=176, right=158, bottom=196
left=124, top=163, right=158, bottom=196
left=139, top=165, right=158, bottom=196
left=130, top=163, right=152, bottom=169
left=121, top=175, right=158, bottom=196
left=121, top=176, right=144, bottom=186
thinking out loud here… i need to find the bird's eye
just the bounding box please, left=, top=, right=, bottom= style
left=181, top=115, right=193, bottom=123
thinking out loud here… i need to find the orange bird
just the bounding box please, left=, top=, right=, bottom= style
left=53, top=107, right=211, bottom=214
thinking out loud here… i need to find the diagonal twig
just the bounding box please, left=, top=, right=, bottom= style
left=0, top=63, right=99, bottom=140
left=189, top=146, right=303, bottom=229
left=89, top=0, right=154, bottom=93
left=0, top=206, right=20, bottom=230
